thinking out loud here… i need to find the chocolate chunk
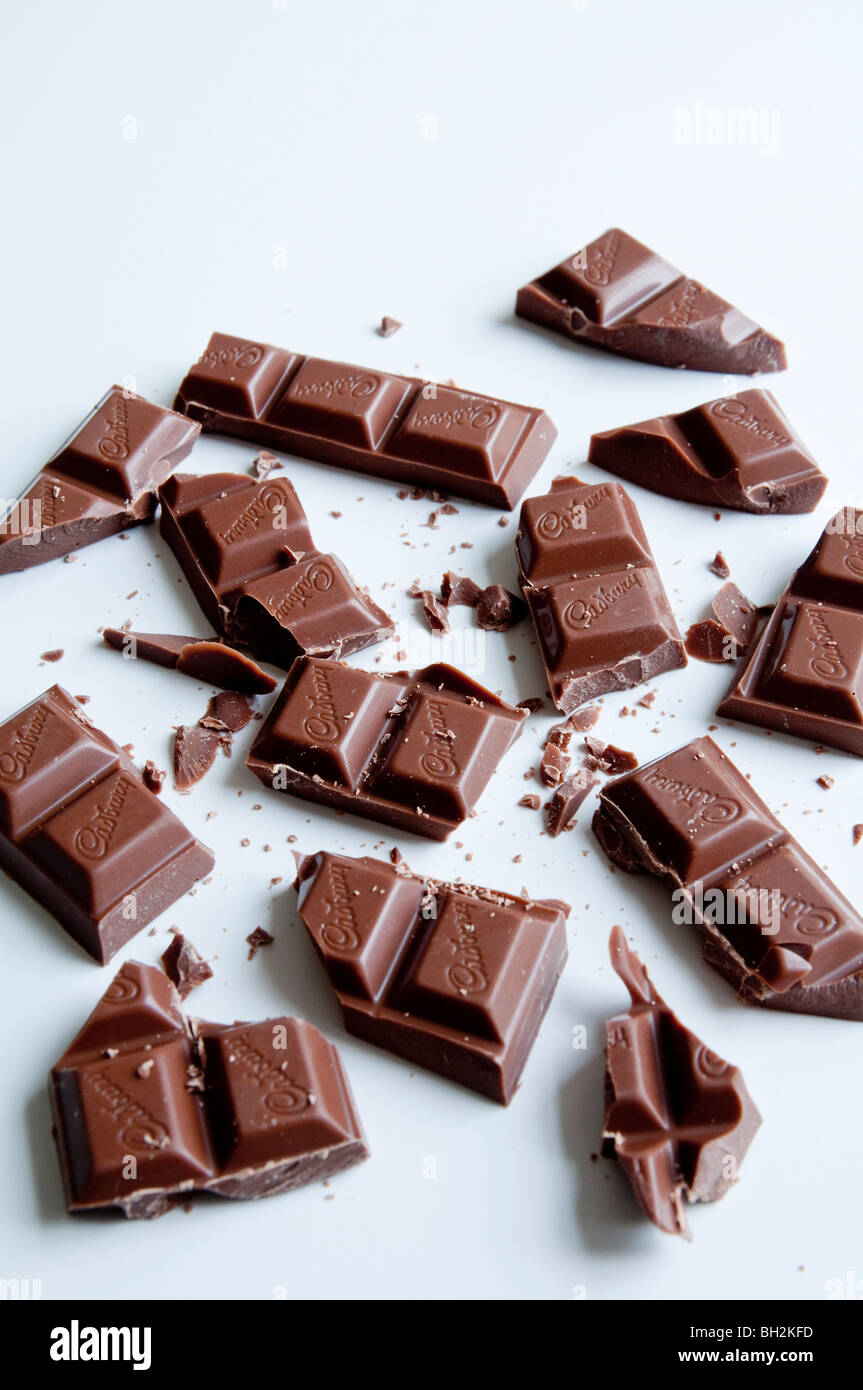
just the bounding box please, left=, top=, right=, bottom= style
left=201, top=690, right=255, bottom=733
left=420, top=590, right=450, bottom=634
left=584, top=737, right=638, bottom=774
left=295, top=851, right=569, bottom=1103
left=440, top=571, right=482, bottom=607
left=545, top=768, right=598, bottom=836
left=517, top=696, right=545, bottom=713
left=710, top=551, right=731, bottom=579
left=158, top=471, right=393, bottom=672
left=252, top=451, right=280, bottom=479
left=102, top=627, right=276, bottom=694
left=173, top=333, right=557, bottom=508
left=0, top=686, right=213, bottom=961
left=590, top=391, right=824, bottom=514
left=593, top=737, right=863, bottom=1020
left=718, top=510, right=863, bottom=754
left=378, top=317, right=402, bottom=337
left=173, top=724, right=223, bottom=791
left=247, top=657, right=525, bottom=839
left=685, top=620, right=733, bottom=663
left=517, top=477, right=685, bottom=711
left=142, top=759, right=165, bottom=794
left=476, top=584, right=526, bottom=632
left=519, top=793, right=541, bottom=810
left=516, top=229, right=786, bottom=374
left=50, top=961, right=367, bottom=1217
left=540, top=742, right=570, bottom=787
left=710, top=582, right=759, bottom=652
left=603, top=927, right=761, bottom=1237
left=161, top=934, right=213, bottom=998
left=566, top=704, right=602, bottom=731
left=0, top=390, right=200, bottom=574
left=246, top=926, right=274, bottom=960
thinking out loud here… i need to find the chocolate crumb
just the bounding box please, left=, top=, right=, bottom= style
left=378, top=316, right=402, bottom=337
left=246, top=927, right=275, bottom=960
left=709, top=551, right=731, bottom=579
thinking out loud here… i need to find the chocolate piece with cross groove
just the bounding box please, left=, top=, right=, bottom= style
left=158, top=470, right=393, bottom=670
left=718, top=510, right=863, bottom=755
left=102, top=627, right=276, bottom=694
left=603, top=926, right=761, bottom=1237
left=0, top=686, right=214, bottom=962
left=172, top=332, right=557, bottom=508
left=49, top=961, right=368, bottom=1217
left=0, top=389, right=199, bottom=574
left=516, top=476, right=685, bottom=711
left=516, top=229, right=786, bottom=373
left=593, top=737, right=863, bottom=1019
left=588, top=390, right=825, bottom=513
left=246, top=656, right=526, bottom=840
left=295, top=851, right=568, bottom=1103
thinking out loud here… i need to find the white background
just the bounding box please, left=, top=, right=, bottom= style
left=2, top=0, right=861, bottom=1302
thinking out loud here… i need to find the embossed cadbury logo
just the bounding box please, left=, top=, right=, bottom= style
left=87, top=1069, right=170, bottom=1153
left=411, top=400, right=499, bottom=433
left=731, top=871, right=839, bottom=937
left=562, top=572, right=641, bottom=631
left=268, top=559, right=334, bottom=621
left=445, top=899, right=488, bottom=994
left=643, top=767, right=741, bottom=828
left=219, top=481, right=289, bottom=545
left=0, top=702, right=50, bottom=783
left=655, top=279, right=700, bottom=328
left=97, top=395, right=131, bottom=462
left=419, top=700, right=459, bottom=779
left=710, top=397, right=790, bottom=450
left=582, top=230, right=621, bottom=287
left=73, top=776, right=134, bottom=859
left=805, top=608, right=848, bottom=681
left=200, top=342, right=264, bottom=371
left=293, top=372, right=378, bottom=402
left=302, top=666, right=340, bottom=741
left=228, top=1033, right=310, bottom=1115
left=320, top=861, right=361, bottom=951
left=535, top=486, right=609, bottom=541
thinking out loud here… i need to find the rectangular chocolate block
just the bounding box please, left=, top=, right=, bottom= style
left=50, top=961, right=368, bottom=1217
left=588, top=390, right=826, bottom=514
left=516, top=476, right=686, bottom=711
left=0, top=388, right=200, bottom=573
left=515, top=228, right=786, bottom=374
left=718, top=510, right=863, bottom=754
left=246, top=657, right=526, bottom=839
left=0, top=687, right=214, bottom=962
left=173, top=333, right=557, bottom=508
left=593, top=737, right=863, bottom=1019
left=295, top=851, right=569, bottom=1103
left=158, top=470, right=393, bottom=669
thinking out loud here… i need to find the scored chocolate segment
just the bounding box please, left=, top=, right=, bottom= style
left=515, top=228, right=786, bottom=374
left=295, top=851, right=569, bottom=1103
left=50, top=961, right=368, bottom=1217
left=0, top=686, right=214, bottom=962
left=173, top=333, right=557, bottom=508
left=593, top=737, right=863, bottom=1020
left=158, top=470, right=393, bottom=669
left=516, top=477, right=685, bottom=711
left=588, top=390, right=826, bottom=514
left=718, top=511, right=863, bottom=754
left=603, top=927, right=761, bottom=1238
left=0, top=389, right=200, bottom=574
left=247, top=657, right=526, bottom=840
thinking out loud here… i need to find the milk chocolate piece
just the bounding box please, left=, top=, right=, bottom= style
left=516, top=229, right=786, bottom=374
left=142, top=760, right=165, bottom=795
left=686, top=582, right=759, bottom=662
left=441, top=571, right=482, bottom=607
left=295, top=851, right=568, bottom=1103
left=718, top=511, right=863, bottom=755
left=246, top=657, right=526, bottom=840
left=476, top=585, right=526, bottom=632
left=173, top=724, right=223, bottom=791
left=50, top=961, right=368, bottom=1217
left=603, top=926, right=761, bottom=1237
left=584, top=738, right=638, bottom=775
left=593, top=737, right=863, bottom=1019
left=173, top=333, right=557, bottom=508
left=160, top=934, right=213, bottom=998
left=710, top=552, right=731, bottom=579
left=589, top=391, right=823, bottom=514
left=685, top=621, right=732, bottom=663
left=246, top=926, right=274, bottom=960
left=545, top=768, right=597, bottom=836
left=378, top=317, right=402, bottom=337
left=0, top=687, right=214, bottom=962
left=102, top=627, right=276, bottom=694
left=158, top=470, right=393, bottom=671
left=201, top=691, right=254, bottom=733
left=516, top=477, right=685, bottom=711
left=420, top=591, right=450, bottom=634
left=0, top=389, right=200, bottom=573
left=540, top=742, right=569, bottom=787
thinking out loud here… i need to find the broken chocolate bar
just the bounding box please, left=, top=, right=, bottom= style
left=593, top=737, right=863, bottom=1019
left=102, top=628, right=276, bottom=694
left=0, top=389, right=199, bottom=573
left=173, top=333, right=557, bottom=508
left=295, top=851, right=568, bottom=1103
left=246, top=657, right=526, bottom=840
left=158, top=470, right=393, bottom=670
left=603, top=926, right=761, bottom=1237
left=717, top=510, right=863, bottom=755
left=0, top=686, right=214, bottom=962
left=50, top=961, right=368, bottom=1217
left=589, top=390, right=825, bottom=514
left=515, top=229, right=786, bottom=374
left=516, top=477, right=685, bottom=711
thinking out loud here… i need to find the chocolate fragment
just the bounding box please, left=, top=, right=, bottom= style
left=517, top=696, right=544, bottom=713
left=589, top=391, right=824, bottom=514
left=41, top=649, right=64, bottom=663
left=593, top=737, right=863, bottom=1019
left=545, top=769, right=597, bottom=836
left=476, top=584, right=526, bottom=632
left=246, top=926, right=274, bottom=960
left=420, top=590, right=450, bottom=634
left=566, top=704, right=602, bottom=731
left=50, top=961, right=368, bottom=1217
left=102, top=627, right=276, bottom=694
left=252, top=451, right=280, bottom=480
left=710, top=582, right=759, bottom=652
left=816, top=774, right=834, bottom=791
left=710, top=551, right=731, bottom=579
left=440, top=571, right=482, bottom=607
left=378, top=317, right=402, bottom=337
left=603, top=926, right=761, bottom=1238
left=173, top=333, right=557, bottom=509
left=516, top=229, right=786, bottom=374
left=247, top=657, right=525, bottom=840
left=584, top=737, right=638, bottom=775
left=517, top=477, right=685, bottom=711
left=295, top=851, right=568, bottom=1103
left=854, top=825, right=863, bottom=846
left=161, top=933, right=213, bottom=998
left=173, top=725, right=223, bottom=792
left=685, top=621, right=733, bottom=663
left=0, top=686, right=214, bottom=962
left=540, top=742, right=570, bottom=787
left=142, top=760, right=165, bottom=795
left=519, top=793, right=541, bottom=810
left=158, top=471, right=393, bottom=671
left=0, top=389, right=200, bottom=574
left=201, top=690, right=255, bottom=733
